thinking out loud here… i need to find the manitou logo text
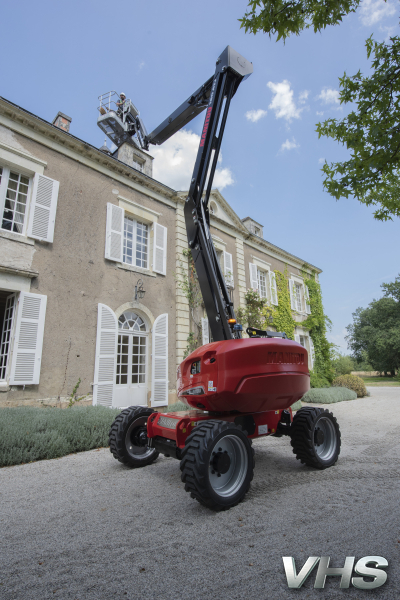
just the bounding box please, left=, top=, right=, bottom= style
left=266, top=352, right=305, bottom=365
left=283, top=556, right=388, bottom=590
left=200, top=107, right=212, bottom=147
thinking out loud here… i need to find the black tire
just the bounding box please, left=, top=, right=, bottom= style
left=180, top=420, right=255, bottom=511
left=290, top=407, right=341, bottom=469
left=109, top=406, right=159, bottom=468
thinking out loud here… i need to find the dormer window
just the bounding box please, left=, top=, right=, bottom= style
left=241, top=216, right=263, bottom=239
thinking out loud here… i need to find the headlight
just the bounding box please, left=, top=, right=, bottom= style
left=179, top=386, right=205, bottom=396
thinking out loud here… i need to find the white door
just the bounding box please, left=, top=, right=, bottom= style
left=115, top=311, right=148, bottom=407
left=0, top=293, right=17, bottom=381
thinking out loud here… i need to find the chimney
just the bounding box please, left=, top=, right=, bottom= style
left=52, top=111, right=72, bottom=133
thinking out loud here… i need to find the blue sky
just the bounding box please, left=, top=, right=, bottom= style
left=1, top=0, right=399, bottom=352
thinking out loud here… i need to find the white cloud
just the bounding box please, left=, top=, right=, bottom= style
left=151, top=129, right=234, bottom=191
left=318, top=88, right=340, bottom=104
left=279, top=138, right=299, bottom=152
left=138, top=61, right=145, bottom=70
left=267, top=80, right=303, bottom=122
left=245, top=109, right=267, bottom=123
left=298, top=90, right=309, bottom=104
left=316, top=111, right=324, bottom=116
left=359, top=0, right=395, bottom=25
left=318, top=157, right=325, bottom=164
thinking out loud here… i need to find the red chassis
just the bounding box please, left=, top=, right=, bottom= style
left=109, top=338, right=341, bottom=511
left=146, top=337, right=309, bottom=456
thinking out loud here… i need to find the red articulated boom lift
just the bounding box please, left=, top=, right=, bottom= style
left=100, top=46, right=341, bottom=511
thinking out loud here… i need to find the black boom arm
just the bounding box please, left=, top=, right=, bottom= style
left=138, top=47, right=253, bottom=342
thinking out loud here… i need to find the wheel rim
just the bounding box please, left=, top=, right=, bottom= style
left=314, top=416, right=337, bottom=461
left=208, top=434, right=248, bottom=498
left=125, top=416, right=154, bottom=460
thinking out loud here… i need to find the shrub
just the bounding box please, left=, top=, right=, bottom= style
left=309, top=370, right=330, bottom=388
left=0, top=406, right=121, bottom=467
left=302, top=387, right=357, bottom=404
left=332, top=354, right=355, bottom=376
left=291, top=400, right=302, bottom=411
left=332, top=374, right=367, bottom=398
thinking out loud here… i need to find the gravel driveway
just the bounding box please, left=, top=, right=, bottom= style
left=1, top=387, right=399, bottom=600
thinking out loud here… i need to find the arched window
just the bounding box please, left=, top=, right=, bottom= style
left=118, top=311, right=147, bottom=331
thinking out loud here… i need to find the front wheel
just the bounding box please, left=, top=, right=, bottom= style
left=180, top=420, right=255, bottom=511
left=290, top=407, right=341, bottom=469
left=109, top=406, right=159, bottom=467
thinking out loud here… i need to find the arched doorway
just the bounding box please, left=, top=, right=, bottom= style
left=115, top=310, right=148, bottom=407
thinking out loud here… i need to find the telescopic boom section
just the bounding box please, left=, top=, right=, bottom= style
left=183, top=47, right=252, bottom=341
left=101, top=46, right=252, bottom=342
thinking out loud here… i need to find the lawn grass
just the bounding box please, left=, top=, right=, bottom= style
left=0, top=406, right=121, bottom=467
left=361, top=377, right=400, bottom=387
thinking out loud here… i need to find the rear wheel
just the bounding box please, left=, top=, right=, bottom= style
left=180, top=420, right=255, bottom=511
left=290, top=407, right=341, bottom=469
left=109, top=406, right=159, bottom=468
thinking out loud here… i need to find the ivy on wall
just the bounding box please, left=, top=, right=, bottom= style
left=236, top=267, right=296, bottom=339
left=175, top=249, right=203, bottom=359
left=270, top=267, right=296, bottom=340
left=301, top=265, right=335, bottom=383
left=236, top=265, right=333, bottom=384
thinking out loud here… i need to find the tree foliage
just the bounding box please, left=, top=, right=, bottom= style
left=239, top=0, right=361, bottom=41
left=346, top=274, right=400, bottom=375
left=240, top=1, right=400, bottom=221
left=317, top=36, right=400, bottom=221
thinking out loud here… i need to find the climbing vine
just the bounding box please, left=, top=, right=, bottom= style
left=236, top=264, right=333, bottom=385
left=301, top=265, right=335, bottom=383
left=269, top=267, right=296, bottom=340
left=175, top=249, right=203, bottom=358
left=236, top=267, right=296, bottom=339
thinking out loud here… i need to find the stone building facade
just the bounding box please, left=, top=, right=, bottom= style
left=0, top=97, right=321, bottom=409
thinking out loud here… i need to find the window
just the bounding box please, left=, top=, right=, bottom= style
left=257, top=268, right=268, bottom=298
left=132, top=159, right=143, bottom=172
left=123, top=216, right=148, bottom=268
left=249, top=262, right=278, bottom=305
left=0, top=168, right=30, bottom=234
left=295, top=282, right=303, bottom=312
left=105, top=202, right=167, bottom=275
left=289, top=277, right=311, bottom=314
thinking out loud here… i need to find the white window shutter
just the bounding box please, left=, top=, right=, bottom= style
left=305, top=285, right=311, bottom=314
left=289, top=280, right=296, bottom=310
left=249, top=263, right=258, bottom=291
left=309, top=337, right=315, bottom=369
left=27, top=174, right=59, bottom=242
left=224, top=251, right=234, bottom=288
left=201, top=317, right=209, bottom=345
left=93, top=304, right=117, bottom=407
left=105, top=203, right=124, bottom=262
left=294, top=334, right=301, bottom=344
left=153, top=223, right=167, bottom=275
left=9, top=292, right=47, bottom=385
left=151, top=313, right=168, bottom=406
left=269, top=271, right=278, bottom=305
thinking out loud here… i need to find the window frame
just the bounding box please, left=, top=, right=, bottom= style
left=123, top=214, right=149, bottom=270
left=0, top=165, right=33, bottom=237
left=115, top=196, right=165, bottom=277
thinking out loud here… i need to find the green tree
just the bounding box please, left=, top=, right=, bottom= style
left=346, top=274, right=400, bottom=376
left=332, top=354, right=355, bottom=376
left=240, top=1, right=400, bottom=221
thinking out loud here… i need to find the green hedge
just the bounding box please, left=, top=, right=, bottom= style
left=0, top=406, right=121, bottom=467
left=301, top=387, right=357, bottom=404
